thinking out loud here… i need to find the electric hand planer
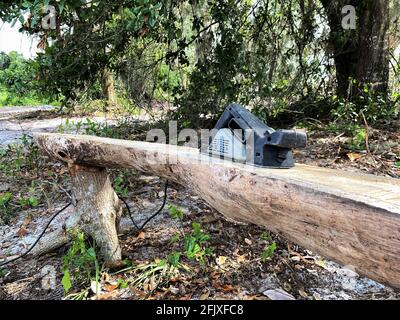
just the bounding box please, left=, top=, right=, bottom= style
left=201, top=104, right=307, bottom=168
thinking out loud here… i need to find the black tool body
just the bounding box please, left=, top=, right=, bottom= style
left=202, top=104, right=307, bottom=168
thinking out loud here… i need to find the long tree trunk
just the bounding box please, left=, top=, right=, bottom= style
left=34, top=133, right=400, bottom=289
left=321, top=0, right=390, bottom=99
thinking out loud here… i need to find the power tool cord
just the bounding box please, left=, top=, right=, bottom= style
left=0, top=180, right=169, bottom=267
left=0, top=202, right=72, bottom=267
left=119, top=180, right=169, bottom=232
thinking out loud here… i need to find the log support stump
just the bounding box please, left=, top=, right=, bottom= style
left=32, top=164, right=122, bottom=265
left=69, top=164, right=122, bottom=264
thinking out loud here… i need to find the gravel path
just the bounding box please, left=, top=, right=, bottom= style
left=0, top=105, right=113, bottom=145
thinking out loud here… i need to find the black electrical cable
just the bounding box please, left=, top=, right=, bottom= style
left=138, top=180, right=168, bottom=230
left=0, top=202, right=72, bottom=267
left=119, top=179, right=169, bottom=232
left=0, top=179, right=168, bottom=267
left=119, top=197, right=140, bottom=230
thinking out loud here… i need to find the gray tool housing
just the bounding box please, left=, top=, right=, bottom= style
left=202, top=104, right=307, bottom=168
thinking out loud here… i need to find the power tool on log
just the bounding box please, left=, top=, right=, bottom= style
left=201, top=104, right=307, bottom=168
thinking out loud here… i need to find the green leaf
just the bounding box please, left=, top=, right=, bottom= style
left=59, top=1, right=65, bottom=14
left=170, top=233, right=180, bottom=243
left=22, top=1, right=33, bottom=9
left=192, top=223, right=201, bottom=236
left=395, top=161, right=400, bottom=168
left=167, top=251, right=181, bottom=267
left=261, top=232, right=272, bottom=241
left=261, top=242, right=277, bottom=262
left=117, top=278, right=129, bottom=289
left=86, top=247, right=97, bottom=260
left=0, top=192, right=12, bottom=207
left=61, top=269, right=72, bottom=293
left=148, top=15, right=156, bottom=28
left=28, top=196, right=39, bottom=207
left=168, top=205, right=184, bottom=220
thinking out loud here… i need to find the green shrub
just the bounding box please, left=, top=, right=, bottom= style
left=61, top=230, right=100, bottom=295
left=183, top=223, right=213, bottom=264
left=347, top=127, right=367, bottom=151
left=0, top=51, right=58, bottom=107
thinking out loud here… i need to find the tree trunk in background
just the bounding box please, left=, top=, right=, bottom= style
left=321, top=0, right=389, bottom=99
left=101, top=68, right=117, bottom=110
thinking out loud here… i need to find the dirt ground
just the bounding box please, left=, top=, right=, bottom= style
left=0, top=106, right=399, bottom=300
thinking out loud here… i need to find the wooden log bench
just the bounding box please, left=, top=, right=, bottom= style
left=33, top=133, right=400, bottom=288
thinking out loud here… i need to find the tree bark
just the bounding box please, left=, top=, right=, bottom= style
left=321, top=0, right=390, bottom=99
left=32, top=164, right=122, bottom=265
left=69, top=164, right=122, bottom=264
left=101, top=68, right=117, bottom=110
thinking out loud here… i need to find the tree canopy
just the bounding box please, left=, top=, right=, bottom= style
left=0, top=0, right=399, bottom=127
